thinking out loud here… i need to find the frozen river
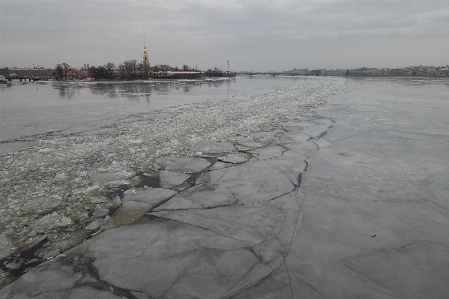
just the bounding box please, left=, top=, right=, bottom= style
left=1, top=76, right=448, bottom=296
left=0, top=76, right=342, bottom=288
left=0, top=76, right=325, bottom=144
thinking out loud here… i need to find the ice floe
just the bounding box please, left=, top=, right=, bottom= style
left=0, top=78, right=343, bottom=287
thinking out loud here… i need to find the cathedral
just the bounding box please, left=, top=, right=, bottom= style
left=142, top=34, right=150, bottom=67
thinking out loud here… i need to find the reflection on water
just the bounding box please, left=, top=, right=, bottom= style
left=349, top=77, right=449, bottom=101
left=3, top=75, right=443, bottom=146
left=51, top=80, right=232, bottom=100
left=146, top=95, right=151, bottom=111
left=4, top=76, right=356, bottom=143
left=56, top=86, right=79, bottom=99
left=350, top=76, right=449, bottom=88
left=1, top=78, right=244, bottom=141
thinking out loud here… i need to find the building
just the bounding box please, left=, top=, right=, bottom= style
left=346, top=67, right=368, bottom=76
left=6, top=67, right=53, bottom=79
left=165, top=71, right=205, bottom=79
left=309, top=69, right=322, bottom=76
left=326, top=69, right=347, bottom=76
left=292, top=68, right=309, bottom=75
left=75, top=69, right=91, bottom=79
left=142, top=34, right=150, bottom=67
left=390, top=68, right=405, bottom=76
left=436, top=67, right=448, bottom=77
left=0, top=68, right=10, bottom=77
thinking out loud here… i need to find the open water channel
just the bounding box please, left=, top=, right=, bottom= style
left=0, top=76, right=325, bottom=144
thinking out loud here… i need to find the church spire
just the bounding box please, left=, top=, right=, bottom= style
left=142, top=30, right=150, bottom=67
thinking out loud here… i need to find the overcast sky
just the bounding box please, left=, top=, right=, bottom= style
left=1, top=0, right=448, bottom=71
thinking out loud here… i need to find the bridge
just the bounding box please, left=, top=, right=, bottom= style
left=12, top=77, right=43, bottom=81
left=237, top=71, right=279, bottom=77
left=237, top=71, right=322, bottom=77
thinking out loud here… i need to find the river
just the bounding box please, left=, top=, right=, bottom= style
left=1, top=76, right=447, bottom=292
left=0, top=76, right=326, bottom=145
left=0, top=75, right=341, bottom=288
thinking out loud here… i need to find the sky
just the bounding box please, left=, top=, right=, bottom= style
left=1, top=0, right=448, bottom=72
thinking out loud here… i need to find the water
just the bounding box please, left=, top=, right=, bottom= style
left=0, top=76, right=342, bottom=287
left=1, top=75, right=446, bottom=288
left=0, top=76, right=324, bottom=143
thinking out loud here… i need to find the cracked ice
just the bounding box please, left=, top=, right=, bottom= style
left=0, top=78, right=343, bottom=294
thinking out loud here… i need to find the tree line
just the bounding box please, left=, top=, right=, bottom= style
left=53, top=61, right=197, bottom=81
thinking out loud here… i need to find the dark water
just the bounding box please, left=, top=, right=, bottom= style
left=0, top=76, right=323, bottom=143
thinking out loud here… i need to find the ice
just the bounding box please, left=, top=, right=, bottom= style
left=68, top=286, right=123, bottom=299
left=122, top=187, right=177, bottom=206
left=54, top=173, right=66, bottom=180
left=191, top=141, right=236, bottom=154
left=198, top=159, right=296, bottom=204
left=112, top=187, right=177, bottom=225
left=159, top=171, right=190, bottom=188
left=0, top=234, right=16, bottom=260
left=209, top=161, right=234, bottom=170
left=247, top=131, right=283, bottom=142
left=283, top=131, right=310, bottom=142
left=299, top=124, right=330, bottom=138
left=0, top=78, right=344, bottom=282
left=111, top=201, right=153, bottom=226
left=8, top=262, right=83, bottom=295
left=3, top=77, right=449, bottom=298
left=154, top=184, right=238, bottom=211
left=154, top=202, right=298, bottom=246
left=155, top=156, right=211, bottom=173
left=90, top=171, right=134, bottom=184
left=233, top=139, right=264, bottom=150
left=314, top=137, right=331, bottom=148
left=218, top=153, right=249, bottom=164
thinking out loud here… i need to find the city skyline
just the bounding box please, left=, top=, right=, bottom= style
left=1, top=0, right=448, bottom=71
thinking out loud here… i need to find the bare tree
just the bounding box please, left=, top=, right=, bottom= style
left=137, top=62, right=150, bottom=79
left=54, top=64, right=64, bottom=80
left=88, top=66, right=97, bottom=79
left=118, top=60, right=135, bottom=80
left=105, top=62, right=115, bottom=80
left=130, top=60, right=137, bottom=79
left=118, top=64, right=128, bottom=80
left=62, top=63, right=71, bottom=81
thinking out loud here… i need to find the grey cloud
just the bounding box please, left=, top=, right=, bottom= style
left=1, top=0, right=448, bottom=70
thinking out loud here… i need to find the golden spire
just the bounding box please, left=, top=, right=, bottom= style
left=143, top=29, right=150, bottom=67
